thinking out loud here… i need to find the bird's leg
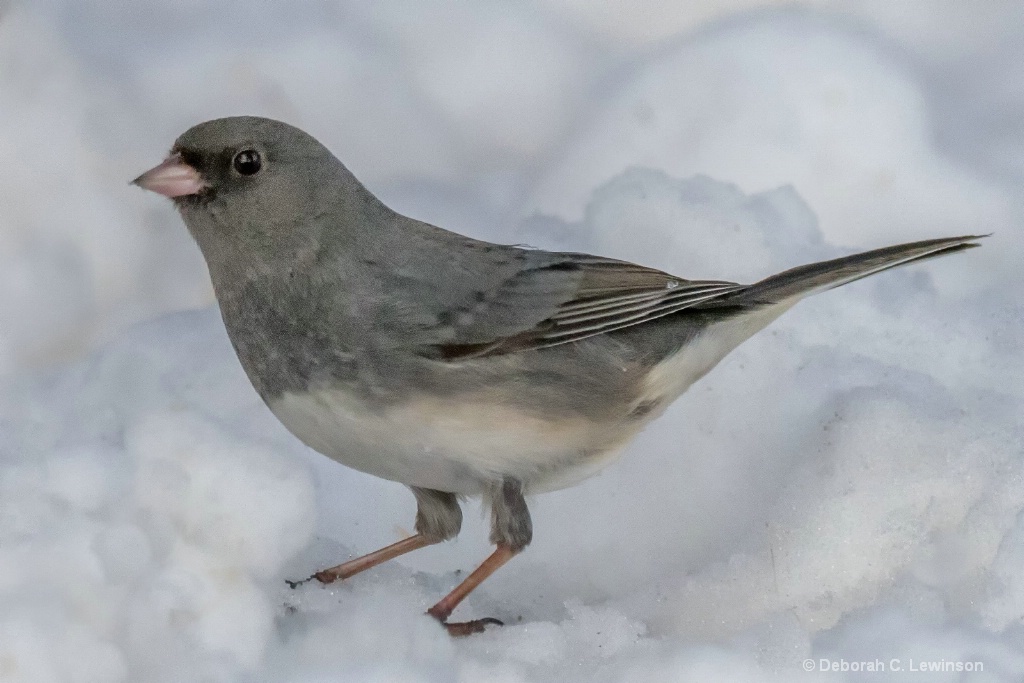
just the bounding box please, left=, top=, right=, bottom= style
left=287, top=487, right=462, bottom=588
left=428, top=478, right=532, bottom=636
left=288, top=533, right=436, bottom=587
left=427, top=544, right=519, bottom=635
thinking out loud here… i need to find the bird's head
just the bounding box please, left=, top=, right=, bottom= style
left=134, top=116, right=362, bottom=259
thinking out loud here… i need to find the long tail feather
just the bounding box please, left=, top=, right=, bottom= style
left=728, top=235, right=986, bottom=305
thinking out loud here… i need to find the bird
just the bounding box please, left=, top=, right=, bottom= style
left=133, top=116, right=983, bottom=636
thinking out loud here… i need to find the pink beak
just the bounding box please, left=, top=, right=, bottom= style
left=132, top=154, right=205, bottom=198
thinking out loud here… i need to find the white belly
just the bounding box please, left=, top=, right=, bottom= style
left=269, top=387, right=638, bottom=494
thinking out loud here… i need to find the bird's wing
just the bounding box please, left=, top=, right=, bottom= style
left=420, top=254, right=744, bottom=360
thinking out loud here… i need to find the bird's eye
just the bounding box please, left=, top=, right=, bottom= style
left=232, top=149, right=262, bottom=176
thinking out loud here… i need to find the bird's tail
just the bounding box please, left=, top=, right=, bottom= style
left=725, top=235, right=986, bottom=306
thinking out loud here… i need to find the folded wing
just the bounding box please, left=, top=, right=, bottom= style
left=425, top=255, right=743, bottom=359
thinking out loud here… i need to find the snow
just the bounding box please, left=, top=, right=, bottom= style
left=525, top=12, right=1016, bottom=257
left=2, top=1, right=1024, bottom=681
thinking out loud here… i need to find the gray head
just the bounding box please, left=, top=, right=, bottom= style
left=134, top=116, right=382, bottom=260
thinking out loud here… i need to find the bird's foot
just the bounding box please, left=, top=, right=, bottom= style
left=438, top=616, right=504, bottom=637
left=285, top=569, right=342, bottom=589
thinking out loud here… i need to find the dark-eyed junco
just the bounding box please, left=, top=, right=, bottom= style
left=134, top=116, right=983, bottom=635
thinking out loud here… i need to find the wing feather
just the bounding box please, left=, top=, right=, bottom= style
left=428, top=255, right=744, bottom=359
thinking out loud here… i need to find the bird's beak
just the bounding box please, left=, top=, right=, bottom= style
left=132, top=154, right=205, bottom=198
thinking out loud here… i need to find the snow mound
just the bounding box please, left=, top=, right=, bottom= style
left=525, top=13, right=1015, bottom=259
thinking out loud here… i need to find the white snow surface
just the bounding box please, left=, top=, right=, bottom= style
left=2, top=1, right=1024, bottom=681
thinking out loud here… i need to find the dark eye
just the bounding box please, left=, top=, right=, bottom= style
left=232, top=149, right=262, bottom=176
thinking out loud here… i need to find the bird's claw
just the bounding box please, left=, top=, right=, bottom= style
left=439, top=616, right=504, bottom=637
left=285, top=570, right=340, bottom=589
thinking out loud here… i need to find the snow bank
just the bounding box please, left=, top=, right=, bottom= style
left=0, top=8, right=208, bottom=371
left=0, top=310, right=317, bottom=681
left=524, top=12, right=1015, bottom=261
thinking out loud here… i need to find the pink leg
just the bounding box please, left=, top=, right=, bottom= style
left=287, top=534, right=438, bottom=588
left=427, top=544, right=519, bottom=636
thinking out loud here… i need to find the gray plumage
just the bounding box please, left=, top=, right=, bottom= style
left=135, top=115, right=982, bottom=580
